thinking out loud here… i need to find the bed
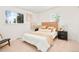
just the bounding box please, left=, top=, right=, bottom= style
left=21, top=22, right=58, bottom=52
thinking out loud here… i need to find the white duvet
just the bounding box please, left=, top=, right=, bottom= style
left=21, top=31, right=57, bottom=52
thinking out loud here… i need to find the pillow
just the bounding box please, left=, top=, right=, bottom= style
left=47, top=26, right=56, bottom=32
left=40, top=25, right=47, bottom=29
left=39, top=28, right=51, bottom=32
left=52, top=28, right=56, bottom=32
left=47, top=26, right=54, bottom=29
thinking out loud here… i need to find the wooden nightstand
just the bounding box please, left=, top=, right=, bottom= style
left=58, top=31, right=68, bottom=40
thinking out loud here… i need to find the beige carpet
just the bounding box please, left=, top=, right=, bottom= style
left=0, top=39, right=79, bottom=52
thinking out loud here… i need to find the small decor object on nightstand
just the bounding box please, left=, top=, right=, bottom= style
left=58, top=31, right=68, bottom=41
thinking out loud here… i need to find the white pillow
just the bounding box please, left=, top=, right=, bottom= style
left=53, top=28, right=56, bottom=32
left=39, top=28, right=51, bottom=32
left=47, top=27, right=56, bottom=32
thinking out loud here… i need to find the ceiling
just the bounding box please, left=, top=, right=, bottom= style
left=17, top=6, right=56, bottom=13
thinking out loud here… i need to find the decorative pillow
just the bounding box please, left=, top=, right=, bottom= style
left=40, top=25, right=47, bottom=29
left=47, top=26, right=56, bottom=32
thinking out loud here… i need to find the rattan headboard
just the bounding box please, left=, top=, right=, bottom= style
left=42, top=22, right=58, bottom=29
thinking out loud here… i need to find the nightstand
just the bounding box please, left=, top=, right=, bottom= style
left=58, top=31, right=68, bottom=40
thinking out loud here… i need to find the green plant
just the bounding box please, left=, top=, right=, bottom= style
left=52, top=14, right=60, bottom=20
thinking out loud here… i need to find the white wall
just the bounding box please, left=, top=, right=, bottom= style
left=0, top=7, right=35, bottom=40
left=34, top=7, right=79, bottom=41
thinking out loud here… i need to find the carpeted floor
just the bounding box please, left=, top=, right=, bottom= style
left=0, top=39, right=79, bottom=52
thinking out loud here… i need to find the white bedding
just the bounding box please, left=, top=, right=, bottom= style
left=21, top=31, right=57, bottom=52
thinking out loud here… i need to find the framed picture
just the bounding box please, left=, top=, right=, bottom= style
left=5, top=10, right=24, bottom=24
